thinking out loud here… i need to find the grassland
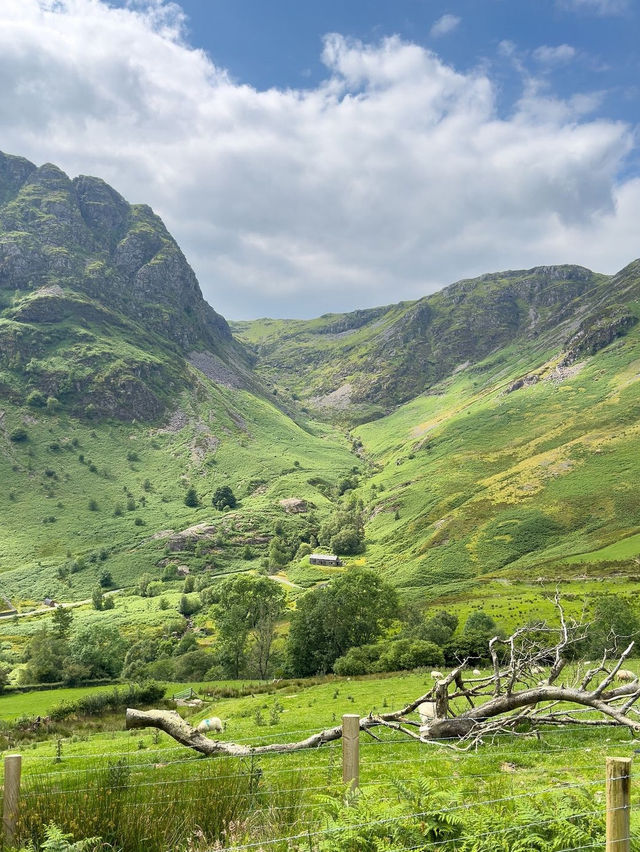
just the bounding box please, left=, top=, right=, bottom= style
left=1, top=668, right=638, bottom=850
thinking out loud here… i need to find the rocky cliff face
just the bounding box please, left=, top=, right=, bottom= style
left=0, top=151, right=248, bottom=420
left=0, top=152, right=236, bottom=353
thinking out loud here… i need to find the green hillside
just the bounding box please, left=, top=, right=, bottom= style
left=0, top=151, right=358, bottom=625
left=234, top=259, right=640, bottom=619
left=3, top=148, right=640, bottom=669
left=232, top=264, right=624, bottom=422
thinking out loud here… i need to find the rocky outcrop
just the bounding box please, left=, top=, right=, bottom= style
left=561, top=312, right=638, bottom=366
left=0, top=150, right=242, bottom=356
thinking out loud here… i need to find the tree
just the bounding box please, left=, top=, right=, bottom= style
left=319, top=499, right=365, bottom=555
left=287, top=567, right=398, bottom=676
left=127, top=597, right=640, bottom=757
left=184, top=487, right=199, bottom=508
left=178, top=594, right=202, bottom=616
left=418, top=611, right=458, bottom=646
left=99, top=570, right=114, bottom=588
left=136, top=573, right=153, bottom=597
left=213, top=575, right=286, bottom=679
left=212, top=485, right=236, bottom=511
left=0, top=663, right=10, bottom=693
left=91, top=586, right=104, bottom=611
left=51, top=606, right=73, bottom=638
left=67, top=625, right=126, bottom=679
left=21, top=626, right=68, bottom=683
left=588, top=594, right=639, bottom=655
left=268, top=535, right=291, bottom=571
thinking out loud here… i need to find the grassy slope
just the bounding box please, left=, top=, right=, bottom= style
left=342, top=306, right=640, bottom=620
left=1, top=669, right=637, bottom=852
left=0, top=368, right=356, bottom=609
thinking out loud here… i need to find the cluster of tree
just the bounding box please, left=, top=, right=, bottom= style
left=333, top=638, right=444, bottom=675
left=317, top=496, right=365, bottom=556
left=184, top=485, right=237, bottom=510
left=405, top=609, right=502, bottom=665
left=121, top=575, right=288, bottom=682
left=21, top=608, right=126, bottom=685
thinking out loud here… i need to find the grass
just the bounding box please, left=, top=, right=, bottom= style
left=2, top=667, right=640, bottom=850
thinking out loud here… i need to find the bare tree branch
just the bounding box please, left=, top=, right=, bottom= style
left=126, top=605, right=640, bottom=755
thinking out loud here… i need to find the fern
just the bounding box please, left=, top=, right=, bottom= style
left=18, top=821, right=111, bottom=852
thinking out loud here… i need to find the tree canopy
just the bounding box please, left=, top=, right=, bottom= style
left=287, top=566, right=398, bottom=676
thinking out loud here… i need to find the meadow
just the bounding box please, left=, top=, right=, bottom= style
left=1, top=668, right=639, bottom=850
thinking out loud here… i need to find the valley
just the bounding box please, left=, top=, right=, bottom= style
left=2, top=150, right=640, bottom=677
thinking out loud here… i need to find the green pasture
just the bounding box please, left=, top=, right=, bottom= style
left=2, top=669, right=640, bottom=850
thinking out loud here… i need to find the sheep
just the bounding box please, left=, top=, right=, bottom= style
left=472, top=669, right=481, bottom=676
left=197, top=716, right=224, bottom=734
left=531, top=665, right=543, bottom=674
left=430, top=670, right=443, bottom=679
left=416, top=701, right=437, bottom=724
left=616, top=669, right=637, bottom=682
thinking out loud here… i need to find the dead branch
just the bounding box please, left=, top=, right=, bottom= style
left=126, top=601, right=640, bottom=754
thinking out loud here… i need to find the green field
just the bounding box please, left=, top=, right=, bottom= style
left=1, top=669, right=638, bottom=851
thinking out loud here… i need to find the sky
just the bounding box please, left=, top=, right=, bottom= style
left=0, top=0, right=639, bottom=319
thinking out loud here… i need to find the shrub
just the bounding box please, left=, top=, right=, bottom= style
left=26, top=389, right=46, bottom=408
left=178, top=594, right=202, bottom=616
left=212, top=485, right=236, bottom=510
left=10, top=427, right=28, bottom=442
left=88, top=499, right=99, bottom=511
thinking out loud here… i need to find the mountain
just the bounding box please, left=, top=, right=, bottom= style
left=233, top=264, right=638, bottom=423
left=3, top=148, right=640, bottom=643
left=0, top=151, right=249, bottom=420
left=234, top=258, right=640, bottom=617
left=0, top=152, right=358, bottom=607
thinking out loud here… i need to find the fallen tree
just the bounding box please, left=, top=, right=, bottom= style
left=126, top=599, right=640, bottom=754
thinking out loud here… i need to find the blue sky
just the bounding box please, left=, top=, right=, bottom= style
left=172, top=0, right=638, bottom=127
left=0, top=0, right=639, bottom=318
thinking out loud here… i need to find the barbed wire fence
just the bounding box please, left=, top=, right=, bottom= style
left=1, top=715, right=637, bottom=851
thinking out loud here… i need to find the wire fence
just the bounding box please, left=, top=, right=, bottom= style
left=1, top=718, right=638, bottom=852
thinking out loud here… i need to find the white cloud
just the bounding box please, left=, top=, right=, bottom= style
left=558, top=0, right=630, bottom=15
left=430, top=13, right=461, bottom=38
left=533, top=44, right=576, bottom=65
left=0, top=0, right=638, bottom=319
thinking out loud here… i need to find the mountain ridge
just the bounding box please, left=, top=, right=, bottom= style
left=232, top=261, right=640, bottom=422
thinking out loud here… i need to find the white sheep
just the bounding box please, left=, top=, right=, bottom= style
left=430, top=670, right=443, bottom=679
left=197, top=716, right=224, bottom=734
left=616, top=669, right=637, bottom=682
left=472, top=669, right=481, bottom=676
left=416, top=701, right=437, bottom=724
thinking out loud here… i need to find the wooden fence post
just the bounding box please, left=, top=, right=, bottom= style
left=342, top=714, right=360, bottom=790
left=3, top=754, right=22, bottom=848
left=606, top=756, right=632, bottom=851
